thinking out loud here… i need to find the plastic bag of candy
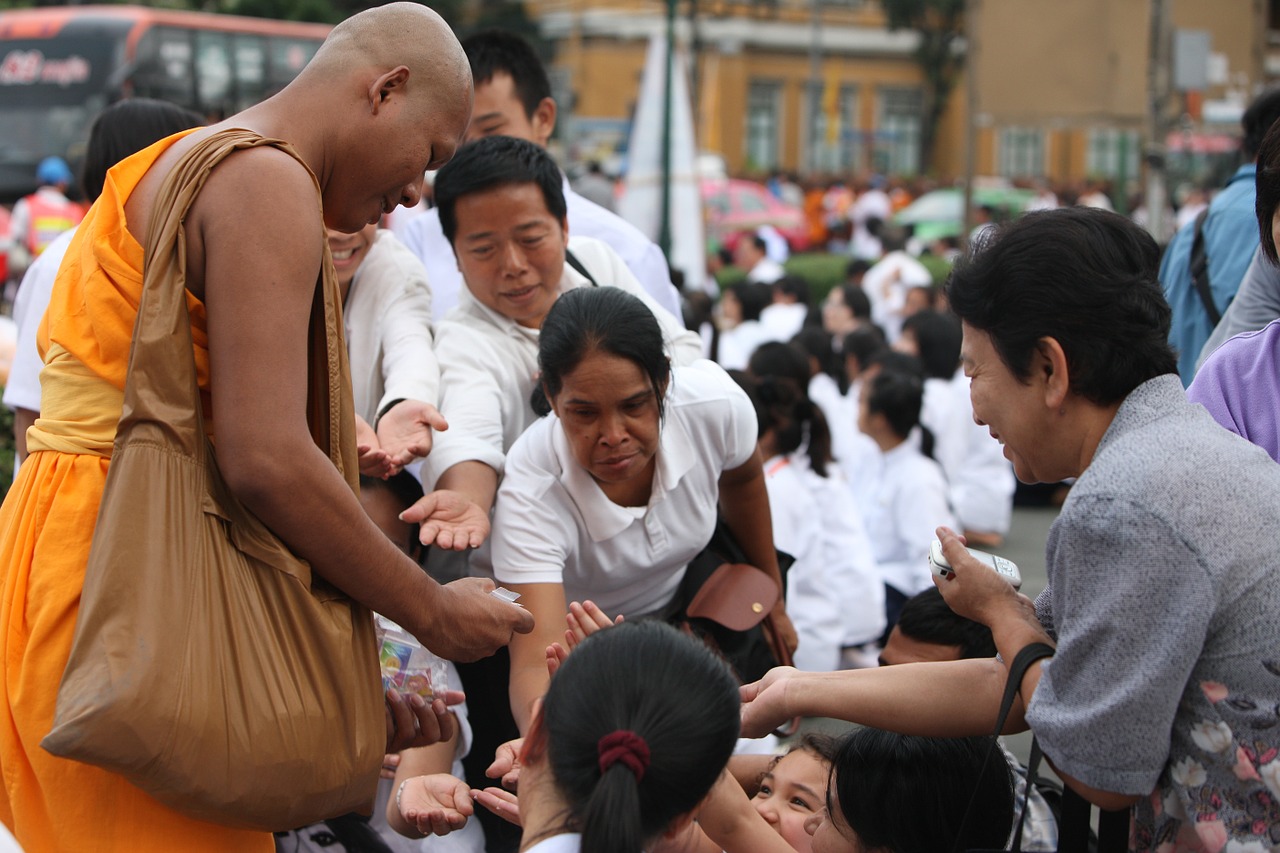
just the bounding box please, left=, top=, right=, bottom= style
left=374, top=615, right=449, bottom=700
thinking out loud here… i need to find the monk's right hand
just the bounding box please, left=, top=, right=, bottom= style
left=418, top=577, right=534, bottom=662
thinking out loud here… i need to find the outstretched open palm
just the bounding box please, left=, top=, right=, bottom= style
left=397, top=773, right=474, bottom=837
left=402, top=490, right=491, bottom=550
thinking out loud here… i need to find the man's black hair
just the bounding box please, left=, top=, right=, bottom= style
left=895, top=587, right=996, bottom=660
left=434, top=136, right=567, bottom=246
left=1242, top=87, right=1280, bottom=161
left=461, top=30, right=552, bottom=120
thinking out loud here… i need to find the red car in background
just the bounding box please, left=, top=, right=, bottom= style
left=0, top=206, right=10, bottom=285
left=701, top=179, right=811, bottom=253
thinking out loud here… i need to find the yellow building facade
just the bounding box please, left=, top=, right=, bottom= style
left=531, top=0, right=1271, bottom=185
left=967, top=0, right=1267, bottom=189
left=535, top=0, right=946, bottom=179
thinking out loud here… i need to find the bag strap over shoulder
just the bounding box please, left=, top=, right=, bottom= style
left=128, top=128, right=356, bottom=488
left=954, top=642, right=1055, bottom=853
left=565, top=248, right=599, bottom=287
left=1189, top=207, right=1222, bottom=328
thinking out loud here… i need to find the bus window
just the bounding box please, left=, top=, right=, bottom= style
left=195, top=29, right=232, bottom=120
left=267, top=37, right=318, bottom=93
left=232, top=34, right=267, bottom=112
left=0, top=35, right=119, bottom=200
left=0, top=7, right=329, bottom=201
left=132, top=27, right=195, bottom=109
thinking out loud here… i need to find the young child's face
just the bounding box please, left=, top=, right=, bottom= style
left=752, top=749, right=830, bottom=852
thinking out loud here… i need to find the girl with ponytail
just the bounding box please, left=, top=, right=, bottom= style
left=514, top=621, right=740, bottom=853
left=852, top=364, right=957, bottom=641
left=741, top=342, right=885, bottom=671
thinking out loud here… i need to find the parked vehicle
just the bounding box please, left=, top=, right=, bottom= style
left=0, top=5, right=331, bottom=202
left=892, top=186, right=1036, bottom=243
left=0, top=205, right=10, bottom=284
left=701, top=178, right=811, bottom=253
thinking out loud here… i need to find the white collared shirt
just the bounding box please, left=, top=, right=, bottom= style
left=341, top=229, right=439, bottom=424
left=473, top=361, right=757, bottom=618
left=394, top=179, right=682, bottom=322
left=524, top=834, right=584, bottom=853
left=418, top=236, right=701, bottom=488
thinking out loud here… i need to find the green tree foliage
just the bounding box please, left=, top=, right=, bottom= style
left=881, top=0, right=965, bottom=175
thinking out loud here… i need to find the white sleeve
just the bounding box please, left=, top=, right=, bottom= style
left=683, top=360, right=759, bottom=470
left=3, top=233, right=68, bottom=413
left=489, top=434, right=574, bottom=586
left=376, top=255, right=440, bottom=413
left=630, top=240, right=683, bottom=320
left=395, top=210, right=466, bottom=323
left=424, top=324, right=510, bottom=485
left=722, top=371, right=760, bottom=469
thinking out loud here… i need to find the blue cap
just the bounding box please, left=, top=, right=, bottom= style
left=36, top=156, right=73, bottom=186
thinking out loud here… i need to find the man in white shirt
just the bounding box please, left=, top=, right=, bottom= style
left=399, top=134, right=700, bottom=853
left=735, top=233, right=785, bottom=284
left=394, top=30, right=681, bottom=322
left=862, top=228, right=934, bottom=343
left=850, top=177, right=892, bottom=261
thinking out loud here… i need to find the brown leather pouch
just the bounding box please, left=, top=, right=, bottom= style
left=684, top=563, right=780, bottom=631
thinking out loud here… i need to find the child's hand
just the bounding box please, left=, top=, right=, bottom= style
left=397, top=773, right=474, bottom=837
left=471, top=786, right=521, bottom=826
left=486, top=737, right=524, bottom=790
left=546, top=600, right=623, bottom=677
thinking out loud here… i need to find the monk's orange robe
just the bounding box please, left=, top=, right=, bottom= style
left=0, top=132, right=272, bottom=852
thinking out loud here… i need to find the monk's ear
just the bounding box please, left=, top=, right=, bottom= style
left=368, top=66, right=411, bottom=113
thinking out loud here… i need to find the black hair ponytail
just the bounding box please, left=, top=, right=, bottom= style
left=541, top=622, right=739, bottom=852
left=579, top=747, right=646, bottom=852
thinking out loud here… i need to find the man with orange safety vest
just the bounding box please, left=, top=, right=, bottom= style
left=8, top=157, right=84, bottom=285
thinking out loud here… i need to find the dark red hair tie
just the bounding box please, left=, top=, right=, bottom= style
left=597, top=730, right=650, bottom=781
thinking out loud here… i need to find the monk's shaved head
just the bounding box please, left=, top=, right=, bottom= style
left=303, top=2, right=470, bottom=97
left=273, top=2, right=473, bottom=232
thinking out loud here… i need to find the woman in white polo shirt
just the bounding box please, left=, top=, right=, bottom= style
left=472, top=287, right=794, bottom=733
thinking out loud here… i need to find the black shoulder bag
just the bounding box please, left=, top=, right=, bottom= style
left=1189, top=207, right=1223, bottom=328
left=962, top=643, right=1129, bottom=853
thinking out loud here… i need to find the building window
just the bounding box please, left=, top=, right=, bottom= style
left=805, top=82, right=861, bottom=175
left=745, top=81, right=783, bottom=171
left=875, top=87, right=922, bottom=176
left=998, top=127, right=1044, bottom=178
left=1087, top=128, right=1141, bottom=180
